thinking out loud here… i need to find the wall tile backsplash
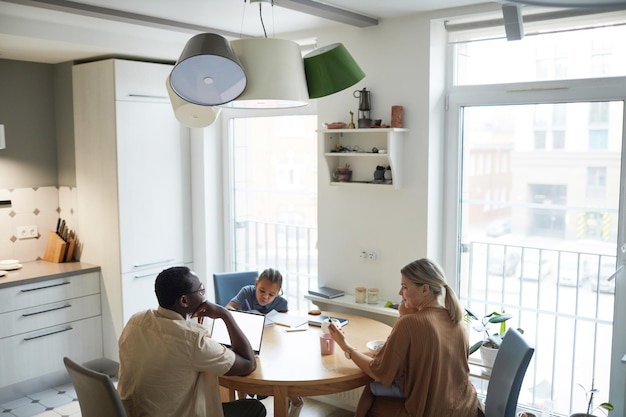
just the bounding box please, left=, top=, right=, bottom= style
left=0, top=187, right=78, bottom=263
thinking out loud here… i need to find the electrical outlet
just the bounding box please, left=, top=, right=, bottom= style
left=17, top=225, right=38, bottom=239
left=359, top=249, right=379, bottom=262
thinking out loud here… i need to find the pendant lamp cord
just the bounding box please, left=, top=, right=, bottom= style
left=258, top=2, right=267, bottom=38
left=242, top=0, right=274, bottom=39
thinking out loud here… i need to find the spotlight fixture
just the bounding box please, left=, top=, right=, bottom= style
left=507, top=0, right=626, bottom=6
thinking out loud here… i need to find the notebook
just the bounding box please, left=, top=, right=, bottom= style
left=210, top=310, right=266, bottom=355
left=264, top=309, right=309, bottom=328
left=307, top=286, right=345, bottom=299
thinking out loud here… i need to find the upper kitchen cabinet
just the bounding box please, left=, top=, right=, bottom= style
left=73, top=59, right=191, bottom=360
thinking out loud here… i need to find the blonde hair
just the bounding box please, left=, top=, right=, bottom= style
left=400, top=258, right=463, bottom=324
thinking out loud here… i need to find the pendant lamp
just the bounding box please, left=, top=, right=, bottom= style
left=166, top=76, right=221, bottom=128
left=304, top=43, right=366, bottom=99
left=222, top=38, right=309, bottom=108
left=170, top=33, right=247, bottom=106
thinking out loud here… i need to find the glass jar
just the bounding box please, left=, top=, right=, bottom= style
left=355, top=287, right=367, bottom=303
left=367, top=288, right=379, bottom=304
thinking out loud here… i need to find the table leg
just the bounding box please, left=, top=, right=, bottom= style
left=273, top=386, right=289, bottom=417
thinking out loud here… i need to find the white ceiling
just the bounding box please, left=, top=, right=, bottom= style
left=0, top=0, right=491, bottom=64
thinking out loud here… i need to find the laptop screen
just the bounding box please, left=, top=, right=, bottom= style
left=210, top=310, right=266, bottom=355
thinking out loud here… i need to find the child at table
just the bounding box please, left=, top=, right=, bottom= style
left=226, top=268, right=304, bottom=417
left=226, top=268, right=288, bottom=313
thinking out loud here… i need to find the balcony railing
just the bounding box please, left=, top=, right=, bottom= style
left=461, top=240, right=616, bottom=416
left=233, top=220, right=318, bottom=312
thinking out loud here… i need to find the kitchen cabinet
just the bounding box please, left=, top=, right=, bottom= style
left=320, top=128, right=408, bottom=189
left=73, top=59, right=192, bottom=360
left=0, top=271, right=102, bottom=389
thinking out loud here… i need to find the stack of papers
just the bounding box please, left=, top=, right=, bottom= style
left=264, top=310, right=309, bottom=328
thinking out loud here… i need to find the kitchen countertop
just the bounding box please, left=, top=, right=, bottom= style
left=0, top=260, right=100, bottom=288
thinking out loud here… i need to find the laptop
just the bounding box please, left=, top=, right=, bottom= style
left=210, top=310, right=266, bottom=355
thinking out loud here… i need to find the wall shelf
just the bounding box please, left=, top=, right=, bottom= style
left=305, top=294, right=399, bottom=326
left=320, top=128, right=408, bottom=189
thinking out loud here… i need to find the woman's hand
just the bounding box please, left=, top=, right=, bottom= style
left=398, top=300, right=418, bottom=316
left=328, top=322, right=348, bottom=350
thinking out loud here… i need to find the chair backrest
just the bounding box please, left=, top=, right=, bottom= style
left=213, top=271, right=258, bottom=306
left=63, top=357, right=127, bottom=417
left=484, top=328, right=534, bottom=417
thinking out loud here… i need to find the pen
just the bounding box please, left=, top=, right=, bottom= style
left=245, top=299, right=252, bottom=311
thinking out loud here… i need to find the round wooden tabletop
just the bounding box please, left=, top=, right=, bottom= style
left=219, top=311, right=392, bottom=417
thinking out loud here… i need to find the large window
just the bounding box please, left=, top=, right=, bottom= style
left=229, top=115, right=318, bottom=311
left=446, top=11, right=626, bottom=416
left=450, top=12, right=626, bottom=86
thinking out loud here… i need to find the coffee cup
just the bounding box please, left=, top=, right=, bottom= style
left=321, top=318, right=340, bottom=333
left=320, top=333, right=335, bottom=355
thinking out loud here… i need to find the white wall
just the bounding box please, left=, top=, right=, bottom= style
left=194, top=3, right=502, bottom=303
left=276, top=5, right=499, bottom=303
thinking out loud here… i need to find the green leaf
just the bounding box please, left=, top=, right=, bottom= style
left=469, top=340, right=483, bottom=355
left=488, top=313, right=512, bottom=323
left=384, top=301, right=393, bottom=308
left=599, top=403, right=614, bottom=411
left=488, top=334, right=503, bottom=347
left=464, top=308, right=479, bottom=320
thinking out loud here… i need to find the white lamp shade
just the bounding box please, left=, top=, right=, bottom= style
left=223, top=38, right=309, bottom=109
left=166, top=76, right=221, bottom=128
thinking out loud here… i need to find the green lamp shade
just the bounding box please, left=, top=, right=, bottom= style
left=304, top=43, right=365, bottom=99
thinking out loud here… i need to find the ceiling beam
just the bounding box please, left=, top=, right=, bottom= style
left=2, top=0, right=243, bottom=38
left=273, top=0, right=378, bottom=27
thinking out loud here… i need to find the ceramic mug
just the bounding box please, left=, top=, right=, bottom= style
left=321, top=318, right=341, bottom=333
left=320, top=333, right=335, bottom=355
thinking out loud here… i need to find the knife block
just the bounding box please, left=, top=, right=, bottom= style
left=43, top=231, right=67, bottom=262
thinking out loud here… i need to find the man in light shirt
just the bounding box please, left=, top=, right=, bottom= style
left=118, top=266, right=266, bottom=417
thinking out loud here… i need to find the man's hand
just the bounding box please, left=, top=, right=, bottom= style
left=191, top=300, right=225, bottom=320
left=197, top=303, right=257, bottom=376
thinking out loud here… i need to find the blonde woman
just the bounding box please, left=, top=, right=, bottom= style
left=329, top=258, right=482, bottom=417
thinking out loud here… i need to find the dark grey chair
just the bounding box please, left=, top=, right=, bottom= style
left=213, top=271, right=258, bottom=306
left=63, top=357, right=127, bottom=417
left=484, top=328, right=535, bottom=417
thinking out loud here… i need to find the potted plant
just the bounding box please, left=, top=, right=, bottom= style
left=570, top=383, right=613, bottom=417
left=464, top=308, right=513, bottom=370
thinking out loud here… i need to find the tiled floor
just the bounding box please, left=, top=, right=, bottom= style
left=0, top=384, right=353, bottom=417
left=0, top=383, right=80, bottom=417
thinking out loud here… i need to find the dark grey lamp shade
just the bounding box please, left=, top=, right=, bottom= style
left=304, top=43, right=365, bottom=99
left=170, top=33, right=247, bottom=106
